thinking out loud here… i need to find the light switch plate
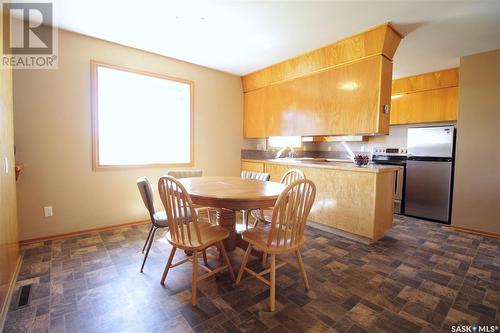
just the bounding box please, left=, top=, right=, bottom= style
left=3, top=157, right=8, bottom=174
left=43, top=206, right=53, bottom=217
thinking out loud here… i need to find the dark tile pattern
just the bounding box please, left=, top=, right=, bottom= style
left=3, top=215, right=500, bottom=333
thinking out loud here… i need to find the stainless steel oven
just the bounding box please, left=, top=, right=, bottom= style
left=372, top=148, right=407, bottom=214
left=392, top=165, right=405, bottom=214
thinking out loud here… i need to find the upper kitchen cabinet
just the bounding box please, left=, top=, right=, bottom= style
left=390, top=68, right=459, bottom=125
left=242, top=23, right=403, bottom=138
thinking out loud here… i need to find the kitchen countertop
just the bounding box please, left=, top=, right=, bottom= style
left=242, top=158, right=400, bottom=173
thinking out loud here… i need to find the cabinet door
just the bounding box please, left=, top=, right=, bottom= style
left=263, top=163, right=290, bottom=182
left=264, top=56, right=392, bottom=136
left=241, top=161, right=265, bottom=173
left=243, top=88, right=268, bottom=138
left=266, top=80, right=298, bottom=136
left=390, top=87, right=458, bottom=125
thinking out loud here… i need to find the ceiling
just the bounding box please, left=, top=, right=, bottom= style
left=51, top=0, right=500, bottom=78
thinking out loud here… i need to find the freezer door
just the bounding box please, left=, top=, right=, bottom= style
left=404, top=160, right=453, bottom=222
left=407, top=126, right=455, bottom=157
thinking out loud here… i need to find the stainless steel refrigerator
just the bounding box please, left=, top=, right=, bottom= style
left=404, top=125, right=455, bottom=223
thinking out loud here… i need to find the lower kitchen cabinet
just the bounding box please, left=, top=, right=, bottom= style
left=241, top=160, right=265, bottom=173
left=248, top=160, right=397, bottom=242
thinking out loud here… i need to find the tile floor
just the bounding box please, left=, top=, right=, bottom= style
left=3, top=215, right=499, bottom=333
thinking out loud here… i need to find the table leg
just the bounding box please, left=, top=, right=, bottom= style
left=216, top=209, right=264, bottom=260
left=216, top=209, right=237, bottom=251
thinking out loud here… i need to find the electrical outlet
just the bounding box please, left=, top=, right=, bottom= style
left=43, top=206, right=53, bottom=217
left=256, top=143, right=263, bottom=150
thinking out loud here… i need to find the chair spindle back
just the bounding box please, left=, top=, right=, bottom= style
left=158, top=176, right=202, bottom=246
left=166, top=169, right=203, bottom=179
left=241, top=171, right=271, bottom=181
left=279, top=169, right=305, bottom=186
left=268, top=179, right=316, bottom=250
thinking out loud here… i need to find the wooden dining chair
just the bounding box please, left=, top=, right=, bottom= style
left=166, top=169, right=214, bottom=224
left=236, top=179, right=316, bottom=311
left=158, top=175, right=235, bottom=306
left=251, top=169, right=306, bottom=268
left=280, top=168, right=306, bottom=186
left=240, top=170, right=271, bottom=229
left=136, top=177, right=170, bottom=273
left=252, top=169, right=305, bottom=226
left=166, top=169, right=203, bottom=179
left=241, top=170, right=271, bottom=181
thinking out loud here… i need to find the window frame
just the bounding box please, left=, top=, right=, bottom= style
left=90, top=60, right=194, bottom=170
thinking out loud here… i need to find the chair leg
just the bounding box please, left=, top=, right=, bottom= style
left=262, top=253, right=268, bottom=268
left=247, top=209, right=255, bottom=229
left=192, top=251, right=198, bottom=306
left=242, top=210, right=248, bottom=229
left=270, top=254, right=276, bottom=312
left=217, top=246, right=224, bottom=265
left=142, top=225, right=154, bottom=253
left=295, top=249, right=310, bottom=291
left=236, top=244, right=252, bottom=284
left=253, top=209, right=263, bottom=228
left=202, top=250, right=208, bottom=267
left=160, top=246, right=176, bottom=285
left=207, top=209, right=213, bottom=225
left=140, top=226, right=158, bottom=272
left=218, top=241, right=235, bottom=281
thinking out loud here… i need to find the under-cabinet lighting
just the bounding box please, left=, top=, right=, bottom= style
left=268, top=136, right=302, bottom=148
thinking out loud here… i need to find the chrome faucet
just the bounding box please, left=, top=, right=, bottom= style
left=275, top=147, right=287, bottom=159
left=275, top=147, right=296, bottom=159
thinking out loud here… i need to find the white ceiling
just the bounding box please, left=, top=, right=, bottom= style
left=51, top=0, right=500, bottom=78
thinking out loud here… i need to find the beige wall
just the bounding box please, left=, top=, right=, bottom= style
left=14, top=30, right=243, bottom=241
left=452, top=49, right=500, bottom=234
left=0, top=16, right=19, bottom=324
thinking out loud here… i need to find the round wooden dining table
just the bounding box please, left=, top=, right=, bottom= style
left=178, top=176, right=285, bottom=252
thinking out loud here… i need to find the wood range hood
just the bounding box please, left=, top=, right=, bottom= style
left=241, top=23, right=403, bottom=138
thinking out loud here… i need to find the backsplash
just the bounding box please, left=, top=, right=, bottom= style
left=241, top=149, right=352, bottom=160
left=242, top=123, right=455, bottom=158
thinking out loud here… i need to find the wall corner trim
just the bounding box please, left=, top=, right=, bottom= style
left=0, top=254, right=22, bottom=332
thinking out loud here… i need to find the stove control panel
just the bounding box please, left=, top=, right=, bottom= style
left=372, top=147, right=407, bottom=155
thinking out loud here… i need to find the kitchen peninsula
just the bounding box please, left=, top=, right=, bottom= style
left=238, top=22, right=405, bottom=243
left=242, top=158, right=399, bottom=243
